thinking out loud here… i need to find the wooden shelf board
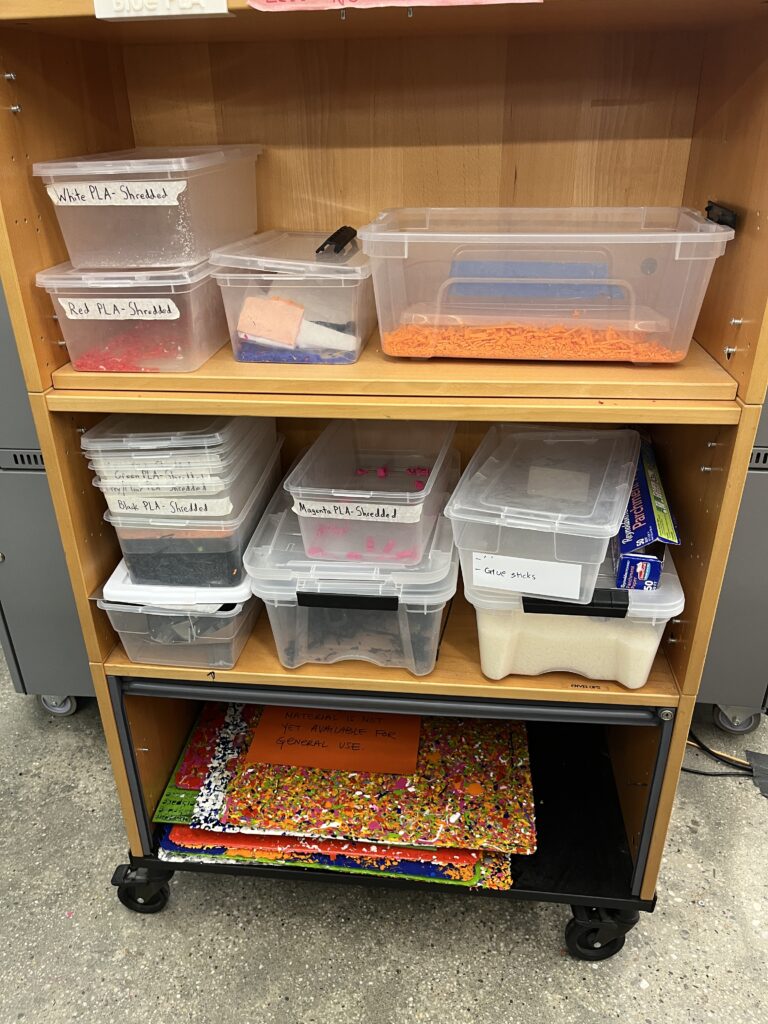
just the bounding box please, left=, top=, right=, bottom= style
left=44, top=386, right=743, bottom=424
left=104, top=595, right=681, bottom=708
left=3, top=1, right=762, bottom=43
left=51, top=338, right=738, bottom=403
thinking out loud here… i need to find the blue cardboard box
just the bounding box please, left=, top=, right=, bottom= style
left=616, top=442, right=680, bottom=590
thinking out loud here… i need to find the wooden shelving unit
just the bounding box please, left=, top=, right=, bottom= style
left=1, top=0, right=767, bottom=960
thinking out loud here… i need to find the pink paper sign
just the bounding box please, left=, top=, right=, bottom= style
left=249, top=0, right=541, bottom=10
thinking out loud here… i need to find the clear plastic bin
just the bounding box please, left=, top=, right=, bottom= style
left=90, top=421, right=270, bottom=494
left=359, top=207, right=734, bottom=363
left=283, top=420, right=458, bottom=564
left=211, top=230, right=376, bottom=365
left=33, top=145, right=262, bottom=269
left=106, top=439, right=283, bottom=587
left=245, top=488, right=458, bottom=676
left=446, top=426, right=640, bottom=604
left=98, top=595, right=259, bottom=669
left=94, top=437, right=270, bottom=518
left=81, top=413, right=260, bottom=454
left=37, top=262, right=227, bottom=373
left=464, top=554, right=684, bottom=689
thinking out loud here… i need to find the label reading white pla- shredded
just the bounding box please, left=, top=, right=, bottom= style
left=46, top=180, right=187, bottom=206
left=60, top=297, right=180, bottom=321
left=292, top=499, right=423, bottom=524
left=472, top=551, right=582, bottom=600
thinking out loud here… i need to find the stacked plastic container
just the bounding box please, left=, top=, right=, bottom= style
left=35, top=145, right=262, bottom=373
left=85, top=414, right=283, bottom=668
left=210, top=230, right=376, bottom=364
left=446, top=426, right=684, bottom=689
left=244, top=420, right=460, bottom=676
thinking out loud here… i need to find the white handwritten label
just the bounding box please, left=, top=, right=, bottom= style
left=104, top=493, right=232, bottom=517
left=472, top=551, right=582, bottom=600
left=292, top=499, right=423, bottom=524
left=46, top=180, right=187, bottom=206
left=94, top=0, right=228, bottom=21
left=60, top=297, right=180, bottom=321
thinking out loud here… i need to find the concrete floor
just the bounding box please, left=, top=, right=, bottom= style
left=0, top=660, right=766, bottom=1024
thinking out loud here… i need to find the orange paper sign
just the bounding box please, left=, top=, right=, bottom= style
left=244, top=706, right=421, bottom=773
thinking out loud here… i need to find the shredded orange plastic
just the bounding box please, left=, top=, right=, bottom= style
left=383, top=324, right=683, bottom=363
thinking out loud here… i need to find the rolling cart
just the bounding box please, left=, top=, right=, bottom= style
left=2, top=0, right=768, bottom=961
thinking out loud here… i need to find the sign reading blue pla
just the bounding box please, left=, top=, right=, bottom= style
left=616, top=442, right=680, bottom=591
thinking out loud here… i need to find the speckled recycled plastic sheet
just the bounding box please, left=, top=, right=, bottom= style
left=190, top=704, right=536, bottom=856
left=156, top=826, right=513, bottom=890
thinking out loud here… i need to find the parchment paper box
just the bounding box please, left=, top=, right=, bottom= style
left=615, top=441, right=681, bottom=590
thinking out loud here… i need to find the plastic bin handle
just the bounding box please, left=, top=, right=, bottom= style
left=522, top=588, right=629, bottom=618
left=297, top=591, right=399, bottom=612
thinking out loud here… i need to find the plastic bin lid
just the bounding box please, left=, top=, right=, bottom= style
left=37, top=260, right=215, bottom=290
left=465, top=551, right=684, bottom=621
left=97, top=596, right=248, bottom=620
left=102, top=559, right=252, bottom=608
left=210, top=230, right=371, bottom=279
left=244, top=488, right=458, bottom=602
left=359, top=206, right=735, bottom=245
left=81, top=414, right=263, bottom=454
left=33, top=145, right=262, bottom=178
left=283, top=420, right=458, bottom=505
left=88, top=418, right=269, bottom=480
left=446, top=426, right=640, bottom=538
left=104, top=437, right=283, bottom=531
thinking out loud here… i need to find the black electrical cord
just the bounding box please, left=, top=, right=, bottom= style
left=688, top=729, right=753, bottom=772
left=681, top=766, right=749, bottom=778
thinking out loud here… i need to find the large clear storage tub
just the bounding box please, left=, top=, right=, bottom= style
left=105, top=439, right=283, bottom=587
left=34, top=145, right=262, bottom=269
left=446, top=426, right=640, bottom=604
left=37, top=262, right=227, bottom=373
left=464, top=554, right=684, bottom=689
left=283, top=420, right=457, bottom=565
left=359, top=207, right=734, bottom=363
left=210, top=230, right=376, bottom=364
left=244, top=489, right=458, bottom=676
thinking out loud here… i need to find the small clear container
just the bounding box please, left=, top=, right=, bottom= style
left=81, top=413, right=255, bottom=454
left=464, top=554, right=684, bottom=689
left=283, top=420, right=458, bottom=564
left=359, top=207, right=734, bottom=363
left=94, top=437, right=270, bottom=519
left=210, top=230, right=375, bottom=365
left=88, top=418, right=274, bottom=491
left=106, top=439, right=283, bottom=587
left=34, top=145, right=262, bottom=269
left=98, top=595, right=259, bottom=669
left=245, top=488, right=458, bottom=676
left=446, top=426, right=640, bottom=604
left=37, top=261, right=227, bottom=373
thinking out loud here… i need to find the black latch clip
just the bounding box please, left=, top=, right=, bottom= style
left=316, top=225, right=357, bottom=255
left=705, top=201, right=738, bottom=230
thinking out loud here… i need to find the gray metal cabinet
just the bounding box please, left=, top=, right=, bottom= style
left=0, top=287, right=91, bottom=711
left=699, top=407, right=768, bottom=732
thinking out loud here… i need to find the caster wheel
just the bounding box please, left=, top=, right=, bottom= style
left=38, top=694, right=78, bottom=717
left=565, top=918, right=626, bottom=961
left=712, top=706, right=762, bottom=735
left=117, top=883, right=170, bottom=914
